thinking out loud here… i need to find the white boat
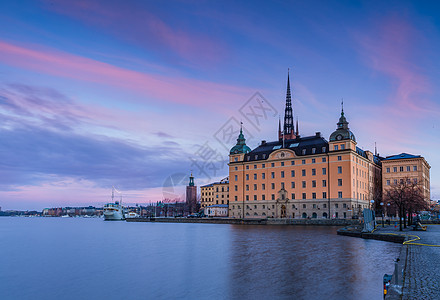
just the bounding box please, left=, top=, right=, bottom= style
left=126, top=211, right=139, bottom=218
left=103, top=187, right=126, bottom=221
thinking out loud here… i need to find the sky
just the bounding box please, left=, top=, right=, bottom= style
left=1, top=0, right=439, bottom=210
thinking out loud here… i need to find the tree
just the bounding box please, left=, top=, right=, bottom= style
left=383, top=177, right=428, bottom=231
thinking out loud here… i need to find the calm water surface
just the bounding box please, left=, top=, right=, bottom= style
left=0, top=217, right=401, bottom=300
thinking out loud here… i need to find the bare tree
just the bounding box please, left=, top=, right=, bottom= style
left=384, top=177, right=428, bottom=231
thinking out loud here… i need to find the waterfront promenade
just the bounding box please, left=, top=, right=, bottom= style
left=370, top=224, right=440, bottom=299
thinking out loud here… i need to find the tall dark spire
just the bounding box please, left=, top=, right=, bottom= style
left=283, top=69, right=294, bottom=136
left=296, top=117, right=299, bottom=136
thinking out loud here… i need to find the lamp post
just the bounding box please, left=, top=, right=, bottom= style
left=380, top=202, right=384, bottom=227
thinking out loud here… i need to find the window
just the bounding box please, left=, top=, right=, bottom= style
left=386, top=167, right=390, bottom=173
left=313, top=204, right=317, bottom=209
left=302, top=159, right=306, bottom=164
left=271, top=194, right=275, bottom=200
left=262, top=195, right=265, bottom=200
left=254, top=165, right=257, bottom=169
left=394, top=167, right=397, bottom=172
left=302, top=181, right=306, bottom=188
left=312, top=180, right=316, bottom=187
left=271, top=183, right=275, bottom=189
left=343, top=203, right=347, bottom=208
left=254, top=174, right=257, bottom=180
left=302, top=169, right=306, bottom=176
left=246, top=165, right=249, bottom=169
left=302, top=193, right=306, bottom=199
left=337, top=166, right=342, bottom=174
left=323, top=203, right=327, bottom=208
left=271, top=163, right=275, bottom=167
left=338, top=191, right=342, bottom=198
left=262, top=184, right=265, bottom=190
left=281, top=182, right=285, bottom=189
left=337, top=156, right=342, bottom=161
left=335, top=203, right=339, bottom=208
left=413, top=166, right=417, bottom=171
left=235, top=166, right=238, bottom=171
left=312, top=193, right=316, bottom=199
left=254, top=184, right=257, bottom=190
left=291, top=170, right=295, bottom=177
left=322, top=147, right=326, bottom=152
left=341, top=144, right=345, bottom=150
left=407, top=166, right=410, bottom=172
left=234, top=196, right=237, bottom=201
left=291, top=182, right=295, bottom=188
left=235, top=175, right=238, bottom=181
left=302, top=149, right=306, bottom=155
left=312, top=148, right=316, bottom=154
left=271, top=172, right=275, bottom=179
left=235, top=185, right=238, bottom=191
left=394, top=179, right=398, bottom=184
left=322, top=168, right=327, bottom=175
left=322, top=180, right=327, bottom=187
left=263, top=154, right=266, bottom=159
left=322, top=157, right=327, bottom=162
left=303, top=204, right=306, bottom=208
left=262, top=173, right=266, bottom=179
left=386, top=180, right=390, bottom=186
left=400, top=166, right=404, bottom=172
left=254, top=195, right=257, bottom=201
left=234, top=157, right=238, bottom=162
left=334, top=145, right=338, bottom=150
left=312, top=158, right=316, bottom=163
left=281, top=171, right=285, bottom=178
left=338, top=179, right=342, bottom=186
left=246, top=185, right=249, bottom=191
left=262, top=164, right=265, bottom=168
left=291, top=193, right=295, bottom=199
left=246, top=195, right=249, bottom=201
left=246, top=174, right=249, bottom=180
left=414, top=178, right=418, bottom=184
left=323, top=192, right=327, bottom=199
left=312, top=169, right=316, bottom=176
left=281, top=162, right=284, bottom=166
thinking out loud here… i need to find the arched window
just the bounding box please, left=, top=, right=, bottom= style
left=312, top=212, right=317, bottom=218
left=323, top=212, right=328, bottom=219
left=302, top=213, right=307, bottom=218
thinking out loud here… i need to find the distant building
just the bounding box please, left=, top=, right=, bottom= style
left=186, top=173, right=197, bottom=214
left=204, top=204, right=229, bottom=217
left=200, top=183, right=214, bottom=209
left=201, top=177, right=229, bottom=209
left=382, top=153, right=431, bottom=202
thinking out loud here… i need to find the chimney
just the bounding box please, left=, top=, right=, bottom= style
left=315, top=132, right=321, bottom=137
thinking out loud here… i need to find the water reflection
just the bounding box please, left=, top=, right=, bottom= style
left=228, top=225, right=399, bottom=300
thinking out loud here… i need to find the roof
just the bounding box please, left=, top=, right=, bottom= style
left=200, top=183, right=214, bottom=188
left=240, top=135, right=329, bottom=162
left=383, top=153, right=421, bottom=161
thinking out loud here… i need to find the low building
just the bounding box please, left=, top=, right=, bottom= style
left=205, top=204, right=229, bottom=217
left=200, top=183, right=214, bottom=209
left=382, top=153, right=430, bottom=202
left=213, top=177, right=229, bottom=205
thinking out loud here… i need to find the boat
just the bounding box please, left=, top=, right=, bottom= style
left=126, top=211, right=140, bottom=218
left=103, top=187, right=126, bottom=221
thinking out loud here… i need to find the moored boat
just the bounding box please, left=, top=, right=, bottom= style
left=103, top=187, right=126, bottom=221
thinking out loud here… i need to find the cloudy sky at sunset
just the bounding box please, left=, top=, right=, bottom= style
left=1, top=0, right=439, bottom=210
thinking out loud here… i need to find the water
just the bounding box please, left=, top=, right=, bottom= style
left=0, top=217, right=401, bottom=300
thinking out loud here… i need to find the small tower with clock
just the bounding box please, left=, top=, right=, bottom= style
left=329, top=102, right=357, bottom=152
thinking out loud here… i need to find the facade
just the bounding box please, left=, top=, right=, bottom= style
left=382, top=153, right=431, bottom=202
left=201, top=177, right=229, bottom=209
left=186, top=173, right=197, bottom=214
left=200, top=183, right=215, bottom=209
left=204, top=204, right=229, bottom=217
left=228, top=73, right=382, bottom=219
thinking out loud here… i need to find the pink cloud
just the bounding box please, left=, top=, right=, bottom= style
left=355, top=16, right=434, bottom=115
left=0, top=40, right=251, bottom=109
left=41, top=0, right=224, bottom=67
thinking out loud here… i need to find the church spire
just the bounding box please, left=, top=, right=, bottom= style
left=283, top=69, right=294, bottom=135
left=296, top=117, right=299, bottom=136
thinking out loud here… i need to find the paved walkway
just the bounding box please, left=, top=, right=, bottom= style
left=375, top=224, right=440, bottom=299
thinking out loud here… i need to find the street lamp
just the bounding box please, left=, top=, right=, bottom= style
left=380, top=202, right=384, bottom=227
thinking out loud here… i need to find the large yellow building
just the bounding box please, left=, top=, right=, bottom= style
left=200, top=177, right=229, bottom=209
left=228, top=74, right=382, bottom=219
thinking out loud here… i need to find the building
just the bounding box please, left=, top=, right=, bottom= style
left=200, top=183, right=215, bottom=209
left=186, top=173, right=197, bottom=214
left=382, top=153, right=431, bottom=202
left=228, top=72, right=382, bottom=219
left=201, top=177, right=229, bottom=209
left=204, top=204, right=229, bottom=217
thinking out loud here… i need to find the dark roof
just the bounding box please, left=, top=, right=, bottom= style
left=383, top=153, right=421, bottom=161
left=242, top=135, right=329, bottom=162
left=201, top=183, right=214, bottom=188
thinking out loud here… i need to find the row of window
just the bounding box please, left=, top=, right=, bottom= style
left=386, top=166, right=418, bottom=173
left=234, top=166, right=342, bottom=181
left=232, top=202, right=358, bottom=210
left=237, top=179, right=337, bottom=191
left=234, top=191, right=344, bottom=201
left=386, top=178, right=418, bottom=185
